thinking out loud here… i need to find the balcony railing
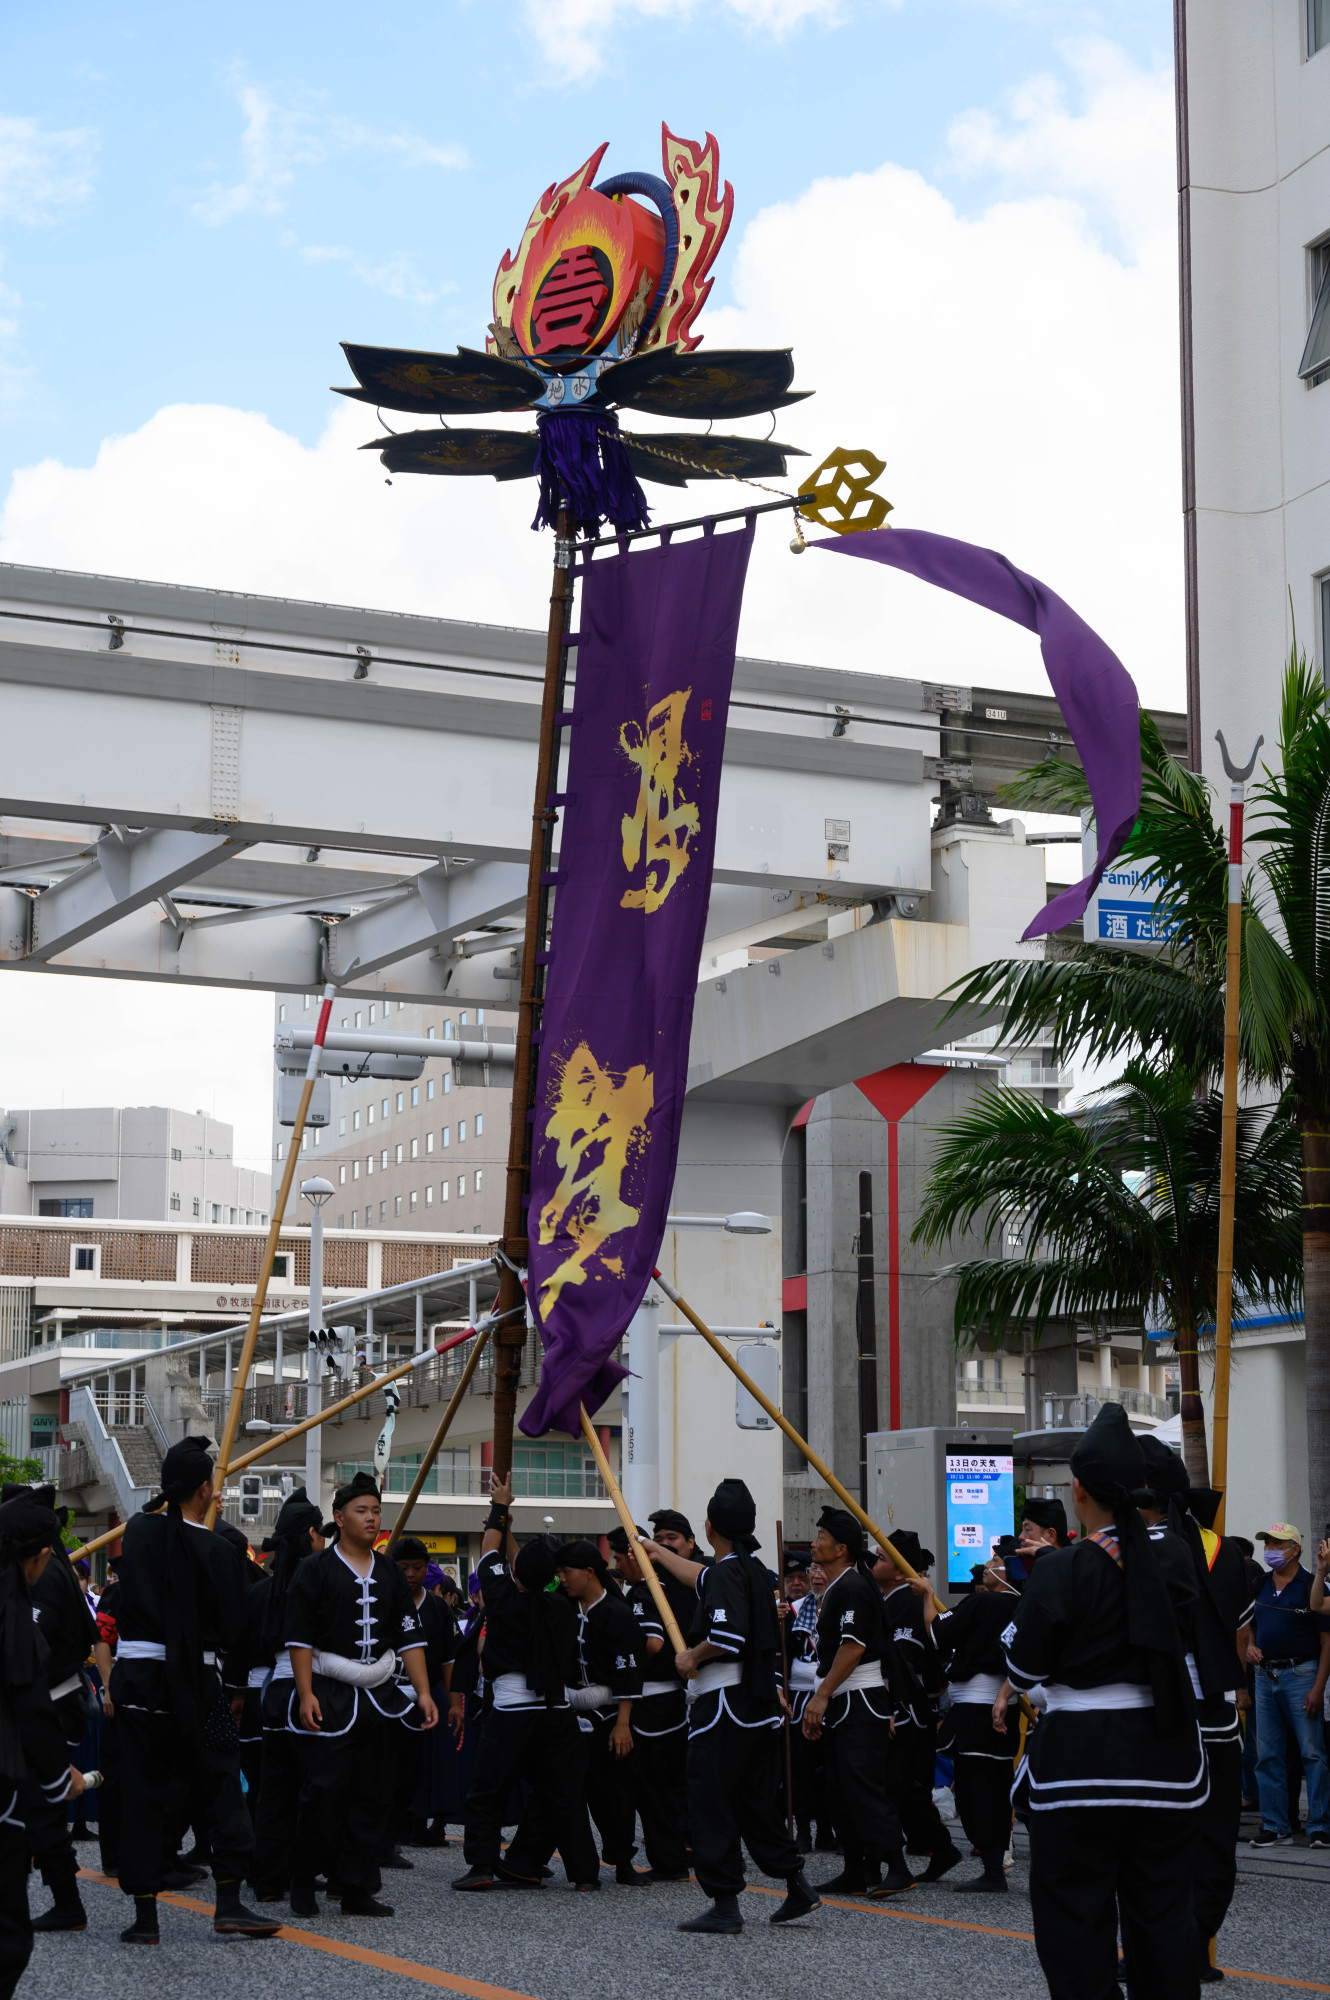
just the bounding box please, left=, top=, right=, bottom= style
left=332, top=1459, right=610, bottom=1501
left=956, top=1383, right=1027, bottom=1408
left=1041, top=1385, right=1172, bottom=1429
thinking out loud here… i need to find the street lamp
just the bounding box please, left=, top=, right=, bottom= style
left=301, top=1177, right=335, bottom=1505
left=621, top=1209, right=774, bottom=1522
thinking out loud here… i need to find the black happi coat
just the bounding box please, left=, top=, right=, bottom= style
left=283, top=1545, right=426, bottom=1735
left=31, top=1548, right=96, bottom=1695
left=815, top=1566, right=894, bottom=1727
left=934, top=1589, right=1021, bottom=1760
left=1184, top=1530, right=1254, bottom=1746
left=110, top=1509, right=249, bottom=1720
left=627, top=1574, right=693, bottom=1737
left=472, top=1549, right=578, bottom=1707
left=223, top=1569, right=277, bottom=1745
left=1005, top=1534, right=1208, bottom=1811
left=686, top=1548, right=782, bottom=1731
left=570, top=1587, right=643, bottom=1721
left=0, top=1620, right=74, bottom=1828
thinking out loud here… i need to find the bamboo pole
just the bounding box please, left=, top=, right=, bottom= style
left=776, top=1519, right=795, bottom=1836
left=651, top=1266, right=947, bottom=1613
left=1211, top=730, right=1262, bottom=1530
left=578, top=1405, right=690, bottom=1661
left=491, top=511, right=576, bottom=1483
left=383, top=1319, right=497, bottom=1553
left=70, top=1325, right=485, bottom=1560
left=206, top=981, right=338, bottom=1525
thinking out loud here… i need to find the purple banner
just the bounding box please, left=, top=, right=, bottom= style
left=521, top=520, right=755, bottom=1438
left=815, top=528, right=1141, bottom=939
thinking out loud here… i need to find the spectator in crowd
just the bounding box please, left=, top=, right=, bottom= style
left=1247, top=1523, right=1330, bottom=1848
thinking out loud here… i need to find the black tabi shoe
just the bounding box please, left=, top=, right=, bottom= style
left=920, top=1843, right=964, bottom=1883
left=288, top=1884, right=319, bottom=1918
left=614, top=1864, right=653, bottom=1886
left=212, top=1881, right=283, bottom=1937
left=493, top=1858, right=544, bottom=1888
left=642, top=1869, right=691, bottom=1884
left=31, top=1898, right=88, bottom=1932
left=677, top=1895, right=743, bottom=1933
left=340, top=1892, right=394, bottom=1917
left=379, top=1850, right=414, bottom=1870
left=769, top=1872, right=822, bottom=1924
left=253, top=1888, right=284, bottom=1904
left=451, top=1867, right=497, bottom=1891
left=1198, top=1966, right=1224, bottom=1986
left=953, top=1873, right=1009, bottom=1894
left=866, top=1865, right=918, bottom=1899
left=120, top=1896, right=160, bottom=1945
left=816, top=1868, right=872, bottom=1894
left=160, top=1864, right=208, bottom=1889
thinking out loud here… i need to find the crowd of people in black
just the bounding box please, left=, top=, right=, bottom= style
left=0, top=1400, right=1325, bottom=2000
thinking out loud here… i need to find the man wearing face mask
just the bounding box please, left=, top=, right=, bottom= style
left=1247, top=1523, right=1330, bottom=1849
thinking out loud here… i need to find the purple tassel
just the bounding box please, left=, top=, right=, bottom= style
left=532, top=407, right=650, bottom=534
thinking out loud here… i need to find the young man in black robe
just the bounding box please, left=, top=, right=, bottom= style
left=1005, top=1403, right=1207, bottom=2000
left=919, top=1555, right=1020, bottom=1892
left=452, top=1476, right=599, bottom=1892
left=0, top=1485, right=96, bottom=1935
left=285, top=1470, right=436, bottom=1918
left=801, top=1507, right=913, bottom=1897
left=615, top=1526, right=693, bottom=1882
left=110, top=1437, right=279, bottom=1944
left=673, top=1478, right=821, bottom=1934
left=384, top=1535, right=458, bottom=1858
left=871, top=1530, right=961, bottom=1881
left=1138, top=1434, right=1253, bottom=1986
left=0, top=1492, right=84, bottom=2000
left=246, top=1489, right=324, bottom=1903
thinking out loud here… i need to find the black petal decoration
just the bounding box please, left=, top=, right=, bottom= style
left=337, top=343, right=538, bottom=416
left=365, top=428, right=539, bottom=481
left=603, top=347, right=811, bottom=421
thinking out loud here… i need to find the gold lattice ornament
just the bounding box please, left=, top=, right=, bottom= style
left=797, top=447, right=892, bottom=535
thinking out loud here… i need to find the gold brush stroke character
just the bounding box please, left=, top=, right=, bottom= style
left=619, top=688, right=698, bottom=912
left=537, top=1042, right=654, bottom=1311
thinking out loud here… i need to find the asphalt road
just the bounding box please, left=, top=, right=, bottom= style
left=15, top=1825, right=1327, bottom=2000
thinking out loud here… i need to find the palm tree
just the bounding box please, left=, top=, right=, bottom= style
left=912, top=1065, right=1303, bottom=1484
left=943, top=655, right=1330, bottom=1516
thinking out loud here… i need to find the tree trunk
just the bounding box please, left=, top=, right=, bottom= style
left=1176, top=1312, right=1211, bottom=1489
left=1302, top=1099, right=1330, bottom=1544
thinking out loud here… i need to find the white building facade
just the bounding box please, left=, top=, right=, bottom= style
left=0, top=1105, right=269, bottom=1227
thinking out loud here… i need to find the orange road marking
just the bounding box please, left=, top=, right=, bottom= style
left=743, top=1883, right=1330, bottom=1990
left=76, top=1872, right=539, bottom=2000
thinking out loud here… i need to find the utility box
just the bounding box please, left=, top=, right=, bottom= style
left=277, top=1073, right=331, bottom=1127
left=868, top=1426, right=1016, bottom=1599
left=734, top=1342, right=778, bottom=1430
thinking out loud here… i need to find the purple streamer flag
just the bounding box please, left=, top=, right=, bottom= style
left=815, top=528, right=1141, bottom=940
left=521, top=520, right=755, bottom=1438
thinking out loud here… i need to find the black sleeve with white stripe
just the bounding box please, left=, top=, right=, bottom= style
left=698, top=1558, right=748, bottom=1657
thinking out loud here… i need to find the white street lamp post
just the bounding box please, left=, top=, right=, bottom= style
left=301, top=1177, right=335, bottom=1506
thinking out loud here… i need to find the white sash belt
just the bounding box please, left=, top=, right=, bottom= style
left=270, top=1650, right=294, bottom=1683
left=641, top=1679, right=681, bottom=1699
left=825, top=1660, right=886, bottom=1694
left=48, top=1673, right=83, bottom=1701
left=950, top=1672, right=1006, bottom=1705
left=117, top=1640, right=217, bottom=1666
left=566, top=1682, right=613, bottom=1713
left=246, top=1666, right=269, bottom=1689
left=309, top=1648, right=395, bottom=1689
left=789, top=1659, right=817, bottom=1691
left=491, top=1671, right=568, bottom=1710
left=1043, top=1681, right=1153, bottom=1713
left=692, top=1660, right=742, bottom=1696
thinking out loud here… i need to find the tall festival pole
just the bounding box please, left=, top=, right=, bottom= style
left=491, top=513, right=576, bottom=1482
left=1210, top=730, right=1263, bottom=1527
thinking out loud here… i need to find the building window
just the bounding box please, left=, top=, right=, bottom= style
left=444, top=1071, right=452, bottom=1094
left=426, top=1132, right=434, bottom=1153
left=354, top=1010, right=362, bottom=1029
left=379, top=1201, right=387, bottom=1221
left=312, top=1126, right=321, bottom=1147
left=440, top=1180, right=449, bottom=1202
left=410, top=1138, right=418, bottom=1160
left=170, top=1192, right=181, bottom=1211
left=302, top=994, right=310, bottom=1008
left=475, top=1112, right=484, bottom=1137
left=192, top=1197, right=200, bottom=1217
left=395, top=1145, right=403, bottom=1165
left=338, top=1116, right=347, bottom=1136
left=459, top=1120, right=467, bottom=1143
left=38, top=1197, right=94, bottom=1218
left=381, top=1149, right=389, bottom=1169
left=275, top=1142, right=284, bottom=1161
left=409, top=1191, right=418, bottom=1212
left=353, top=1109, right=361, bottom=1131
left=366, top=1155, right=374, bottom=1175
left=458, top=1175, right=467, bottom=1198
left=1311, top=0, right=1330, bottom=55
left=171, top=1146, right=182, bottom=1161
left=337, top=1213, right=344, bottom=1228
left=278, top=1004, right=286, bottom=1022
left=353, top=1159, right=361, bottom=1180
left=350, top=1209, right=358, bottom=1228
left=396, top=1092, right=404, bottom=1113
left=442, top=1126, right=450, bottom=1148
left=384, top=1000, right=392, bottom=1017
left=474, top=1169, right=483, bottom=1194
left=1299, top=238, right=1330, bottom=384
left=73, top=1245, right=96, bottom=1272
left=394, top=1195, right=402, bottom=1216
left=367, top=1104, right=374, bottom=1125
left=211, top=1203, right=221, bottom=1223
left=271, top=1253, right=289, bottom=1279
left=338, top=1164, right=347, bottom=1184
left=427, top=1078, right=435, bottom=1101
left=460, top=1012, right=468, bottom=1027
left=369, top=1004, right=377, bottom=1024
left=411, top=1085, right=419, bottom=1107
left=381, top=1098, right=390, bottom=1120
left=425, top=1185, right=433, bottom=1205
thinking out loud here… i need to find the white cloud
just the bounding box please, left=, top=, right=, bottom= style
left=193, top=82, right=465, bottom=226
left=0, top=113, right=97, bottom=224
left=521, top=0, right=856, bottom=86
left=294, top=240, right=451, bottom=305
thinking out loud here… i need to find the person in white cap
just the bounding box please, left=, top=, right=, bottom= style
left=1247, top=1522, right=1330, bottom=1849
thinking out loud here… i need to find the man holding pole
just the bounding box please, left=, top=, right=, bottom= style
left=615, top=1526, right=694, bottom=1882
left=672, top=1478, right=821, bottom=1935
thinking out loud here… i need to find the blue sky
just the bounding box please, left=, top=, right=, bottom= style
left=1, top=0, right=1173, bottom=488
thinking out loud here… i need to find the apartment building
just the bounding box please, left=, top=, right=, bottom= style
left=271, top=992, right=514, bottom=1235
left=0, top=1105, right=269, bottom=1227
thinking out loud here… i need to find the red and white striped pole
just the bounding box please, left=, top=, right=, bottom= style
left=1211, top=731, right=1263, bottom=1525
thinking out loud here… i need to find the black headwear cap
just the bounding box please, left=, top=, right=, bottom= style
left=817, top=1505, right=865, bottom=1560
left=606, top=1524, right=641, bottom=1556
left=155, top=1436, right=215, bottom=1507
left=1020, top=1496, right=1069, bottom=1542
left=556, top=1537, right=610, bottom=1580
left=264, top=1490, right=323, bottom=1550
left=880, top=1528, right=924, bottom=1573
left=394, top=1536, right=430, bottom=1563
left=649, top=1507, right=694, bottom=1542
left=332, top=1469, right=380, bottom=1513
left=707, top=1479, right=758, bottom=1550
left=260, top=1489, right=324, bottom=1649
left=1138, top=1434, right=1189, bottom=1506
left=1187, top=1487, right=1222, bottom=1532
left=1070, top=1403, right=1191, bottom=1732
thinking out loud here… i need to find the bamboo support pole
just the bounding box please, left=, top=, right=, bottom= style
left=71, top=1324, right=484, bottom=1560
left=579, top=1405, right=690, bottom=1662
left=651, top=1266, right=947, bottom=1613
left=1210, top=730, right=1262, bottom=1530
left=206, top=981, right=338, bottom=1525
left=384, top=1319, right=498, bottom=1553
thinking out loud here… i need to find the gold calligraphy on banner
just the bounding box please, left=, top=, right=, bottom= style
left=619, top=689, right=699, bottom=913
left=537, top=1041, right=654, bottom=1311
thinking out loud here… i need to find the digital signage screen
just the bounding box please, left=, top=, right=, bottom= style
left=945, top=1451, right=1015, bottom=1588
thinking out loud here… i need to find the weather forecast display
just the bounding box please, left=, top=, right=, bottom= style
left=945, top=1452, right=1015, bottom=1586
